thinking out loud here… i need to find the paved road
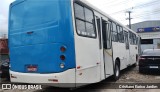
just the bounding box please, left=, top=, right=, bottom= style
left=0, top=65, right=160, bottom=92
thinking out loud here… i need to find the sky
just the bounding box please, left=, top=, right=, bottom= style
left=0, top=0, right=160, bottom=38
left=86, top=0, right=160, bottom=25
left=0, top=0, right=14, bottom=37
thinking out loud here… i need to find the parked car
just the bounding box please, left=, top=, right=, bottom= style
left=0, top=59, right=10, bottom=80
left=139, top=49, right=160, bottom=73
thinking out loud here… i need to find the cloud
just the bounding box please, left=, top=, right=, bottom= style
left=86, top=0, right=160, bottom=25
left=0, top=0, right=14, bottom=37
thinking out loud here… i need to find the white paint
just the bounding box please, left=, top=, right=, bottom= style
left=10, top=69, right=76, bottom=88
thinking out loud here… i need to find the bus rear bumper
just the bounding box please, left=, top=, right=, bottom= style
left=10, top=69, right=76, bottom=88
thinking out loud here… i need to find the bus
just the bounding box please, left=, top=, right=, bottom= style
left=8, top=0, right=139, bottom=88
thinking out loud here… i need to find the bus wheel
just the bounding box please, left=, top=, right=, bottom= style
left=113, top=61, right=120, bottom=81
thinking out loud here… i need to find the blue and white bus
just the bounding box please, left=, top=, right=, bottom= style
left=9, top=0, right=139, bottom=88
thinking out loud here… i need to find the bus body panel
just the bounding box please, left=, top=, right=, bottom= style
left=74, top=36, right=101, bottom=84
left=9, top=0, right=76, bottom=73
left=10, top=69, right=76, bottom=87
left=112, top=42, right=128, bottom=70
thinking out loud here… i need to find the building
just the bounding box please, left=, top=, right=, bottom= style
left=0, top=39, right=9, bottom=61
left=131, top=20, right=160, bottom=51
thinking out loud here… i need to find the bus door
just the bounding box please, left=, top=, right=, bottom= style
left=124, top=31, right=130, bottom=66
left=102, top=19, right=114, bottom=77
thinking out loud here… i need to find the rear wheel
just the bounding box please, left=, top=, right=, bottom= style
left=113, top=61, right=120, bottom=81
left=132, top=63, right=137, bottom=67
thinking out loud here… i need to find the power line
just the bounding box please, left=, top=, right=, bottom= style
left=103, top=0, right=129, bottom=8
left=132, top=9, right=160, bottom=18
left=110, top=0, right=160, bottom=15
left=99, top=0, right=127, bottom=7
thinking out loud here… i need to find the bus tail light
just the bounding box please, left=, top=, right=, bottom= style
left=60, top=55, right=65, bottom=60
left=60, top=46, right=66, bottom=52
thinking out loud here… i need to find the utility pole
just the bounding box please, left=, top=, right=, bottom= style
left=126, top=11, right=132, bottom=29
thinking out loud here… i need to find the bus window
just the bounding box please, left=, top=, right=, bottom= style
left=74, top=3, right=96, bottom=38
left=74, top=3, right=85, bottom=20
left=96, top=17, right=102, bottom=49
left=133, top=34, right=137, bottom=45
left=102, top=20, right=112, bottom=49
left=124, top=31, right=129, bottom=49
left=117, top=25, right=124, bottom=43
left=107, top=21, right=112, bottom=49
left=129, top=31, right=133, bottom=44
left=112, top=22, right=118, bottom=42
left=119, top=27, right=124, bottom=43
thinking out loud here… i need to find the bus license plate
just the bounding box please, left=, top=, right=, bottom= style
left=27, top=66, right=37, bottom=72
left=149, top=66, right=158, bottom=69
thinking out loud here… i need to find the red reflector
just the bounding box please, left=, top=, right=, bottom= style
left=48, top=79, right=58, bottom=82
left=60, top=55, right=65, bottom=60
left=77, top=66, right=81, bottom=69
left=27, top=66, right=37, bottom=72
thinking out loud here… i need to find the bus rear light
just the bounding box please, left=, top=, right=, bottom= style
left=60, top=46, right=66, bottom=52
left=77, top=66, right=81, bottom=69
left=60, top=63, right=65, bottom=68
left=60, top=55, right=65, bottom=60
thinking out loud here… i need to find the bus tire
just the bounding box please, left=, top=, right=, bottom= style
left=132, top=63, right=137, bottom=67
left=113, top=61, right=120, bottom=81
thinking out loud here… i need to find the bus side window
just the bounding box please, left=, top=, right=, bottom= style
left=107, top=21, right=112, bottom=49
left=102, top=20, right=107, bottom=49
left=124, top=31, right=129, bottom=49
left=112, top=22, right=118, bottom=42
left=117, top=25, right=124, bottom=43
left=74, top=3, right=96, bottom=38
left=96, top=17, right=102, bottom=49
left=120, top=27, right=124, bottom=43
left=129, top=31, right=133, bottom=44
left=102, top=20, right=112, bottom=49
